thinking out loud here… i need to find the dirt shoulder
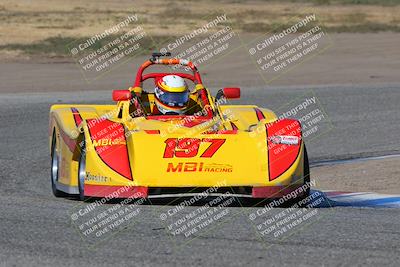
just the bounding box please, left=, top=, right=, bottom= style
left=312, top=157, right=400, bottom=194
left=1, top=32, right=399, bottom=93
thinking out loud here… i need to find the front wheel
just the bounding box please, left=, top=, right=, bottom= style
left=51, top=131, right=65, bottom=197
left=77, top=144, right=86, bottom=201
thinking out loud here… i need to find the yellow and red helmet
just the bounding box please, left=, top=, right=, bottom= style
left=154, top=75, right=189, bottom=115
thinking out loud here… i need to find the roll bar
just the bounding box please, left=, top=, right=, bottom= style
left=133, top=53, right=202, bottom=87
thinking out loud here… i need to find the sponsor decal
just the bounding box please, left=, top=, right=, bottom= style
left=166, top=162, right=232, bottom=173
left=93, top=138, right=126, bottom=147
left=269, top=135, right=300, bottom=145
left=85, top=172, right=110, bottom=183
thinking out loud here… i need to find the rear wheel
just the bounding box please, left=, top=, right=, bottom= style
left=78, top=144, right=86, bottom=201
left=291, top=145, right=310, bottom=206
left=303, top=145, right=310, bottom=197
left=280, top=145, right=310, bottom=207
left=51, top=131, right=65, bottom=197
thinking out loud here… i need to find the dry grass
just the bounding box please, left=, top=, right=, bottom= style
left=0, top=0, right=399, bottom=57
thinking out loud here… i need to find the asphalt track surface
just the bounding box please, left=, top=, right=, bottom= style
left=1, top=84, right=400, bottom=266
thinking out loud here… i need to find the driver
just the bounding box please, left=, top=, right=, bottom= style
left=153, top=75, right=190, bottom=115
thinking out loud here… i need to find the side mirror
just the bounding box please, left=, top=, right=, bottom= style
left=216, top=87, right=241, bottom=102
left=222, top=87, right=240, bottom=99
left=112, top=90, right=131, bottom=101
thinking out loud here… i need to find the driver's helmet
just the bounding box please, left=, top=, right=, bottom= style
left=154, top=75, right=189, bottom=115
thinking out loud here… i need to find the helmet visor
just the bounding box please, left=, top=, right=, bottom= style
left=155, top=87, right=189, bottom=107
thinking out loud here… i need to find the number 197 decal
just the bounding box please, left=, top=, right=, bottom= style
left=163, top=138, right=225, bottom=158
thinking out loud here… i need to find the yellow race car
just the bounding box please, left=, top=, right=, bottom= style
left=49, top=52, right=310, bottom=202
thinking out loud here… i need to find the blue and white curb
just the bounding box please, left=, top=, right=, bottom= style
left=312, top=190, right=400, bottom=208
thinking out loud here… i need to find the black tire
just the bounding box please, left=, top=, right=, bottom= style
left=51, top=131, right=65, bottom=197
left=77, top=144, right=86, bottom=201
left=303, top=145, right=311, bottom=198
left=280, top=145, right=310, bottom=207
left=290, top=145, right=310, bottom=206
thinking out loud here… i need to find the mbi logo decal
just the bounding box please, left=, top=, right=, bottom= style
left=167, top=162, right=233, bottom=173
left=93, top=138, right=126, bottom=147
